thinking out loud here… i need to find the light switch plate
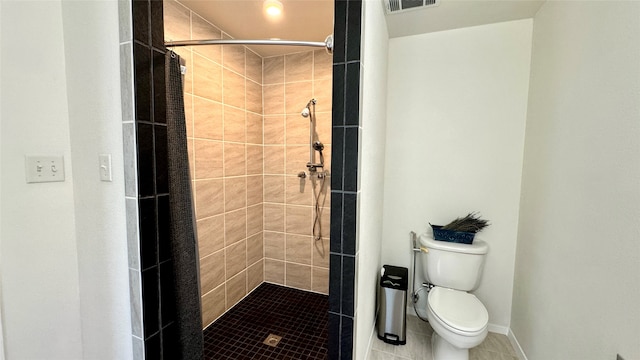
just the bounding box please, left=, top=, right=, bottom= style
left=25, top=156, right=65, bottom=183
left=99, top=154, right=113, bottom=182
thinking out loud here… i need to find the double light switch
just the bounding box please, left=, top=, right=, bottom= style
left=25, top=156, right=65, bottom=183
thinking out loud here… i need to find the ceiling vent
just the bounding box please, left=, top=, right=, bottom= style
left=383, top=0, right=440, bottom=14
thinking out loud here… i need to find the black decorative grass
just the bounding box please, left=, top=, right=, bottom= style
left=440, top=212, right=490, bottom=233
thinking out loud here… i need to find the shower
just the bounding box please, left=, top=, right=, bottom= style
left=161, top=1, right=334, bottom=358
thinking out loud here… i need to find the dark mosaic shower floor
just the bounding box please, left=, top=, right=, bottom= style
left=203, top=283, right=329, bottom=359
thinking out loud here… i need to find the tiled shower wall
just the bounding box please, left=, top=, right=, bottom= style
left=262, top=50, right=333, bottom=293
left=123, top=0, right=181, bottom=358
left=328, top=0, right=362, bottom=358
left=163, top=0, right=265, bottom=329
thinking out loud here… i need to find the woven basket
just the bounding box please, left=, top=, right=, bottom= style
left=430, top=224, right=475, bottom=244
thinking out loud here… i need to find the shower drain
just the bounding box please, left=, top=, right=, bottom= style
left=263, top=334, right=282, bottom=347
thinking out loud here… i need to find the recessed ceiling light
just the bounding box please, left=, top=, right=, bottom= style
left=264, top=0, right=283, bottom=17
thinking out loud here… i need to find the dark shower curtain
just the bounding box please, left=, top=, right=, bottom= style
left=165, top=52, right=204, bottom=359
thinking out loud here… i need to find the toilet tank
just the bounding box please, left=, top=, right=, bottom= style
left=418, top=233, right=488, bottom=291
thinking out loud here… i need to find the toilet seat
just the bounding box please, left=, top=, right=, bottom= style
left=427, top=287, right=488, bottom=336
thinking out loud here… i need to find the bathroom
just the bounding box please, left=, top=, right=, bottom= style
left=0, top=1, right=639, bottom=360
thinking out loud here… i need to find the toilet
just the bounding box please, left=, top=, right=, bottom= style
left=418, top=233, right=489, bottom=360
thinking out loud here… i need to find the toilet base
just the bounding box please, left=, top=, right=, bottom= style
left=432, top=332, right=469, bottom=360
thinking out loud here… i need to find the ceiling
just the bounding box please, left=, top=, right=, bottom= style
left=176, top=0, right=545, bottom=57
left=178, top=0, right=335, bottom=57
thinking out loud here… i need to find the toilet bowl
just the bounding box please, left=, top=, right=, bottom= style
left=417, top=233, right=490, bottom=360
left=425, top=287, right=488, bottom=360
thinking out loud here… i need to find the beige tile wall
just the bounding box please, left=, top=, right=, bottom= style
left=164, top=0, right=264, bottom=329
left=164, top=0, right=332, bottom=330
left=262, top=50, right=332, bottom=295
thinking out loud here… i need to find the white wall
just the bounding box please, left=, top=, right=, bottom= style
left=0, top=1, right=131, bottom=358
left=512, top=1, right=640, bottom=359
left=354, top=2, right=389, bottom=359
left=61, top=1, right=132, bottom=359
left=383, top=20, right=533, bottom=330
left=0, top=1, right=83, bottom=358
left=0, top=1, right=4, bottom=358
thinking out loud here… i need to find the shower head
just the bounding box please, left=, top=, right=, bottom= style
left=301, top=98, right=317, bottom=118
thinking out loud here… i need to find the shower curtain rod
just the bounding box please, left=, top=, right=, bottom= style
left=165, top=34, right=334, bottom=54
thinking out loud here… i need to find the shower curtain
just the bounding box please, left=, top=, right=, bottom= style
left=165, top=52, right=204, bottom=359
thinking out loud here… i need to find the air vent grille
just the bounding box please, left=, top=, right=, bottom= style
left=388, top=0, right=400, bottom=12
left=383, top=0, right=440, bottom=14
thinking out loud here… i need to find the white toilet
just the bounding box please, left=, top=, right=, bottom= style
left=418, top=233, right=489, bottom=360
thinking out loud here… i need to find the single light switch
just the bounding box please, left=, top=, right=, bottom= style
left=99, top=154, right=113, bottom=182
left=25, top=156, right=65, bottom=183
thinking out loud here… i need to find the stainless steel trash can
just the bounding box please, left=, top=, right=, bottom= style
left=377, top=265, right=408, bottom=345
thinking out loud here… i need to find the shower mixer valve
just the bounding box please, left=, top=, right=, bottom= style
left=306, top=162, right=324, bottom=172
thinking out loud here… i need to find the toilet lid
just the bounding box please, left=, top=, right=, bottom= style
left=428, top=287, right=488, bottom=333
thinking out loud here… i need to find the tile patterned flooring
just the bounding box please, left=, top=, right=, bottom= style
left=203, top=283, right=328, bottom=359
left=203, top=283, right=517, bottom=360
left=368, top=315, right=519, bottom=360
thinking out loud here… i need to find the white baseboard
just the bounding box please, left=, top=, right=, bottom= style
left=487, top=323, right=509, bottom=335
left=507, top=328, right=528, bottom=360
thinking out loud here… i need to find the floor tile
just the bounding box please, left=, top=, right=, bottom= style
left=368, top=319, right=433, bottom=360
left=369, top=349, right=395, bottom=360
left=369, top=315, right=518, bottom=360
left=470, top=347, right=519, bottom=360
left=477, top=332, right=517, bottom=356
left=203, top=282, right=328, bottom=359
left=394, top=331, right=430, bottom=359
left=406, top=315, right=433, bottom=336
left=371, top=335, right=398, bottom=354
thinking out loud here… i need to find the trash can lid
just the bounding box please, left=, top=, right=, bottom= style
left=380, top=265, right=408, bottom=290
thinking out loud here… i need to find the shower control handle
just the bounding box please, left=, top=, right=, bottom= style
left=306, top=163, right=324, bottom=172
